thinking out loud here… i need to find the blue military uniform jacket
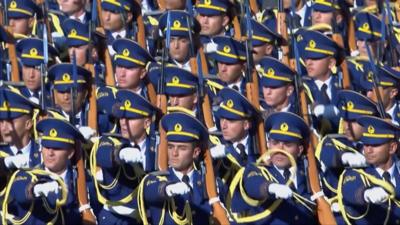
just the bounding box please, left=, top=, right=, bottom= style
left=340, top=160, right=400, bottom=225
left=93, top=135, right=156, bottom=223
left=0, top=140, right=42, bottom=174
left=315, top=134, right=363, bottom=199
left=5, top=166, right=81, bottom=225
left=346, top=57, right=371, bottom=92
left=141, top=167, right=225, bottom=225
left=229, top=161, right=316, bottom=225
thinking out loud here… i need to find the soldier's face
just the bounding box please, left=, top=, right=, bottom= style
left=268, top=138, right=303, bottom=169
left=0, top=115, right=32, bottom=145
left=217, top=62, right=244, bottom=84
left=101, top=10, right=124, bottom=32
left=165, top=0, right=186, bottom=10
left=9, top=18, right=31, bottom=35
left=168, top=141, right=200, bottom=172
left=253, top=44, right=273, bottom=64
left=58, top=0, right=86, bottom=15
left=356, top=40, right=378, bottom=57
left=22, top=66, right=41, bottom=91
left=342, top=120, right=363, bottom=141
left=220, top=118, right=249, bottom=143
left=262, top=85, right=293, bottom=110
left=363, top=141, right=397, bottom=167
left=115, top=66, right=145, bottom=90
left=42, top=147, right=74, bottom=174
left=305, top=57, right=334, bottom=80
left=169, top=37, right=190, bottom=63
left=54, top=89, right=87, bottom=113
left=367, top=87, right=397, bottom=109
left=311, top=10, right=334, bottom=25
left=197, top=14, right=228, bottom=36
left=119, top=117, right=149, bottom=141
left=169, top=94, right=197, bottom=110
left=68, top=45, right=89, bottom=66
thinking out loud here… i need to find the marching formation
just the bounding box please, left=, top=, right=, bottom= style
left=0, top=0, right=400, bottom=224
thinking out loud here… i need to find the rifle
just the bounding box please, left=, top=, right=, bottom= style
left=94, top=0, right=115, bottom=86
left=156, top=10, right=171, bottom=171
left=185, top=12, right=230, bottom=225
left=331, top=0, right=351, bottom=89
left=242, top=2, right=267, bottom=155
left=72, top=52, right=97, bottom=225
left=1, top=2, right=19, bottom=82
left=288, top=1, right=336, bottom=224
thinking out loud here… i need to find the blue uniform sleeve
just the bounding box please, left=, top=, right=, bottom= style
left=143, top=174, right=169, bottom=205
left=341, top=169, right=367, bottom=206
left=242, top=164, right=272, bottom=200
left=10, top=170, right=35, bottom=205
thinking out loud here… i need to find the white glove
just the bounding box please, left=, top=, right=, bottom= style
left=210, top=145, right=226, bottom=159
left=341, top=152, right=367, bottom=167
left=364, top=187, right=389, bottom=204
left=4, top=154, right=30, bottom=169
left=29, top=96, right=39, bottom=105
left=79, top=126, right=96, bottom=140
left=33, top=181, right=59, bottom=197
left=313, top=104, right=339, bottom=117
left=119, top=147, right=142, bottom=164
left=268, top=183, right=293, bottom=199
left=165, top=182, right=191, bottom=197
left=204, top=42, right=218, bottom=53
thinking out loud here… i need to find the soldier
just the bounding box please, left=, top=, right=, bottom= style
left=2, top=118, right=85, bottom=225
left=5, top=0, right=41, bottom=38
left=209, top=88, right=260, bottom=184
left=0, top=88, right=41, bottom=174
left=92, top=89, right=158, bottom=224
left=15, top=37, right=58, bottom=103
left=299, top=29, right=344, bottom=133
left=112, top=38, right=154, bottom=98
left=101, top=0, right=141, bottom=55
left=58, top=0, right=91, bottom=23
left=258, top=56, right=297, bottom=116
left=360, top=65, right=400, bottom=126
left=315, top=90, right=379, bottom=223
left=250, top=19, right=283, bottom=64
left=208, top=36, right=247, bottom=96
left=228, top=111, right=316, bottom=225
left=339, top=116, right=400, bottom=225
left=158, top=10, right=201, bottom=71
left=47, top=63, right=96, bottom=139
left=347, top=11, right=382, bottom=91
left=138, top=112, right=225, bottom=225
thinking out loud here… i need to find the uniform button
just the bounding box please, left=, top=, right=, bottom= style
left=294, top=215, right=299, bottom=221
left=192, top=211, right=196, bottom=215
left=66, top=209, right=70, bottom=213
left=396, top=219, right=400, bottom=224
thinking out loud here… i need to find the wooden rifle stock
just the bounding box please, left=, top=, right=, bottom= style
left=189, top=47, right=230, bottom=225
left=4, top=27, right=19, bottom=82
left=156, top=94, right=168, bottom=171
left=347, top=17, right=357, bottom=53
left=331, top=34, right=351, bottom=89
left=96, top=27, right=115, bottom=86
left=85, top=63, right=98, bottom=132
left=249, top=0, right=259, bottom=14
left=277, top=11, right=290, bottom=66
left=75, top=141, right=97, bottom=225
left=136, top=14, right=146, bottom=49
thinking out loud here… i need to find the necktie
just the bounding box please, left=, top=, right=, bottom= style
left=17, top=150, right=22, bottom=155
left=32, top=92, right=39, bottom=98
left=382, top=171, right=394, bottom=188
left=284, top=168, right=295, bottom=189
left=237, top=143, right=247, bottom=165
left=320, top=83, right=330, bottom=104
left=232, top=85, right=239, bottom=91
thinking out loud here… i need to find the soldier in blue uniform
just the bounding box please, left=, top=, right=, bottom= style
left=138, top=112, right=225, bottom=225
left=346, top=11, right=382, bottom=91
left=251, top=19, right=283, bottom=64
left=158, top=10, right=201, bottom=71
left=57, top=0, right=92, bottom=24
left=339, top=116, right=400, bottom=225
left=315, top=90, right=379, bottom=224
left=112, top=38, right=155, bottom=99
left=5, top=0, right=41, bottom=38
left=258, top=56, right=297, bottom=117
left=209, top=88, right=260, bottom=184
left=299, top=29, right=344, bottom=134
left=0, top=88, right=41, bottom=179
left=91, top=89, right=158, bottom=224
left=360, top=64, right=400, bottom=126
left=48, top=63, right=97, bottom=140
left=1, top=118, right=85, bottom=225
left=101, top=0, right=141, bottom=55
left=207, top=36, right=247, bottom=98
left=14, top=37, right=58, bottom=103
left=227, top=111, right=316, bottom=225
